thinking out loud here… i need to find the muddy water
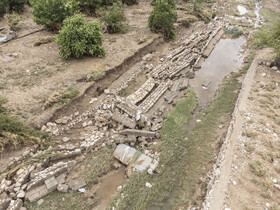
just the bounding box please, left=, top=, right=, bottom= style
left=190, top=37, right=246, bottom=107
left=93, top=167, right=126, bottom=210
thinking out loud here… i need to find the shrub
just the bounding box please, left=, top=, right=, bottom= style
left=4, top=12, right=21, bottom=31
left=30, top=0, right=79, bottom=31
left=151, top=0, right=175, bottom=8
left=0, top=0, right=8, bottom=16
left=100, top=2, right=128, bottom=33
left=122, top=0, right=138, bottom=6
left=148, top=0, right=178, bottom=39
left=8, top=0, right=27, bottom=12
left=55, top=14, right=106, bottom=59
left=79, top=0, right=102, bottom=14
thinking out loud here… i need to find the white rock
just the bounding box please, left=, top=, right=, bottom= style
left=145, top=182, right=152, bottom=188
left=232, top=180, right=237, bottom=186
left=17, top=190, right=25, bottom=198
left=117, top=185, right=123, bottom=192
left=196, top=119, right=201, bottom=122
left=271, top=66, right=278, bottom=71
left=37, top=199, right=44, bottom=206
left=261, top=73, right=266, bottom=77
left=63, top=137, right=70, bottom=142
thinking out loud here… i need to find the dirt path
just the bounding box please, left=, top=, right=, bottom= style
left=204, top=49, right=274, bottom=209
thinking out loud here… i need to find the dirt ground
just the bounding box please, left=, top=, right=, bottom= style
left=0, top=2, right=157, bottom=126
left=224, top=52, right=280, bottom=209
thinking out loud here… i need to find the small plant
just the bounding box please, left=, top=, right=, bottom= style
left=148, top=0, right=178, bottom=39
left=224, top=27, right=243, bottom=38
left=30, top=0, right=79, bottom=31
left=250, top=160, right=266, bottom=177
left=4, top=12, right=21, bottom=31
left=100, top=2, right=128, bottom=34
left=56, top=14, right=106, bottom=59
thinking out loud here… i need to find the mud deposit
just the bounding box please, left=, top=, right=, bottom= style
left=190, top=37, right=246, bottom=106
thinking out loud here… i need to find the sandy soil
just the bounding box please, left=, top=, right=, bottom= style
left=0, top=3, right=157, bottom=125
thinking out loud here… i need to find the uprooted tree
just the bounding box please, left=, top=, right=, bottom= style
left=148, top=0, right=178, bottom=39
left=55, top=14, right=106, bottom=59
left=30, top=0, right=79, bottom=31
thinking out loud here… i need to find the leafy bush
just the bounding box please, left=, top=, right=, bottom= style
left=8, top=0, right=27, bottom=12
left=0, top=0, right=26, bottom=16
left=79, top=0, right=102, bottom=14
left=0, top=0, right=8, bottom=16
left=4, top=12, right=21, bottom=31
left=100, top=2, right=128, bottom=33
left=148, top=0, right=178, bottom=39
left=30, top=0, right=79, bottom=31
left=56, top=14, right=106, bottom=59
left=122, top=0, right=138, bottom=6
left=254, top=21, right=280, bottom=58
left=151, top=0, right=175, bottom=8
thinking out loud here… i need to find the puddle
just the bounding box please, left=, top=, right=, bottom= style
left=237, top=5, right=248, bottom=15
left=190, top=37, right=246, bottom=107
left=93, top=166, right=126, bottom=210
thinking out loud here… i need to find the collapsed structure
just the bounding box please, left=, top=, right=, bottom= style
left=0, top=21, right=223, bottom=209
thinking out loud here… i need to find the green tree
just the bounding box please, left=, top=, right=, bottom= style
left=55, top=14, right=106, bottom=59
left=122, top=0, right=138, bottom=6
left=151, top=0, right=175, bottom=8
left=30, top=0, right=79, bottom=31
left=100, top=2, right=128, bottom=33
left=148, top=0, right=178, bottom=39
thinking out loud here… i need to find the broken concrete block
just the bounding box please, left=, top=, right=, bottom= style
left=113, top=144, right=137, bottom=165
left=25, top=184, right=50, bottom=202
left=56, top=173, right=66, bottom=184
left=119, top=129, right=155, bottom=138
left=111, top=113, right=136, bottom=129
left=44, top=176, right=58, bottom=191
left=179, top=78, right=189, bottom=91
left=68, top=178, right=86, bottom=191
left=7, top=199, right=22, bottom=210
left=133, top=154, right=153, bottom=171
left=57, top=184, right=69, bottom=193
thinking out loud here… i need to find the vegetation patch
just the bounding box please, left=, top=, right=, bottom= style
left=100, top=2, right=128, bottom=34
left=149, top=0, right=178, bottom=39
left=0, top=97, right=48, bottom=152
left=224, top=27, right=243, bottom=38
left=56, top=14, right=105, bottom=59
left=30, top=0, right=79, bottom=31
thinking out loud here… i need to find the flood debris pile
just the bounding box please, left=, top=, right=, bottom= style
left=0, top=21, right=224, bottom=208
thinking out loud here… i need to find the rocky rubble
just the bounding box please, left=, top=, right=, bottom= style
left=0, top=21, right=224, bottom=208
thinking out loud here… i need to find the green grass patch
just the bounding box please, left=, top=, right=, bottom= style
left=0, top=97, right=49, bottom=151
left=253, top=8, right=280, bottom=58
left=224, top=27, right=243, bottom=38
left=25, top=191, right=92, bottom=210
left=81, top=146, right=114, bottom=185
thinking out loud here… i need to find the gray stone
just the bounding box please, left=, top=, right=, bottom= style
left=56, top=173, right=66, bottom=184
left=37, top=199, right=44, bottom=206
left=16, top=190, right=25, bottom=198
left=271, top=66, right=278, bottom=71
left=7, top=199, right=22, bottom=210
left=44, top=176, right=58, bottom=191
left=111, top=113, right=136, bottom=129
left=68, top=178, right=86, bottom=191
left=57, top=184, right=69, bottom=193
left=119, top=129, right=155, bottom=138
